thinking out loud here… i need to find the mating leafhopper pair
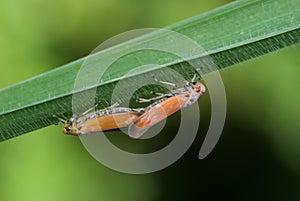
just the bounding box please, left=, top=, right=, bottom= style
left=54, top=73, right=206, bottom=138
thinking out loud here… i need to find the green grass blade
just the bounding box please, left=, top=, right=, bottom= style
left=0, top=0, right=299, bottom=141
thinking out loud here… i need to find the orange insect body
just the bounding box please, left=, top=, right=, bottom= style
left=128, top=80, right=206, bottom=138
left=56, top=106, right=143, bottom=136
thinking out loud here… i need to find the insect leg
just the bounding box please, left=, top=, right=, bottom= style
left=132, top=108, right=145, bottom=113
left=136, top=98, right=152, bottom=103
left=82, top=100, right=121, bottom=116
left=79, top=100, right=108, bottom=115
left=109, top=101, right=121, bottom=108
left=150, top=91, right=165, bottom=96
left=152, top=75, right=178, bottom=88
left=82, top=105, right=98, bottom=116
left=137, top=94, right=169, bottom=103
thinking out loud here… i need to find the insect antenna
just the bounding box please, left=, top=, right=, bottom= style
left=52, top=114, right=67, bottom=124
left=191, top=72, right=197, bottom=83
left=192, top=68, right=203, bottom=82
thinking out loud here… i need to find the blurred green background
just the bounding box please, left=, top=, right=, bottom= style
left=0, top=0, right=300, bottom=200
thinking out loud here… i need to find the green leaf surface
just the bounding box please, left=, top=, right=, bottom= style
left=0, top=0, right=299, bottom=141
